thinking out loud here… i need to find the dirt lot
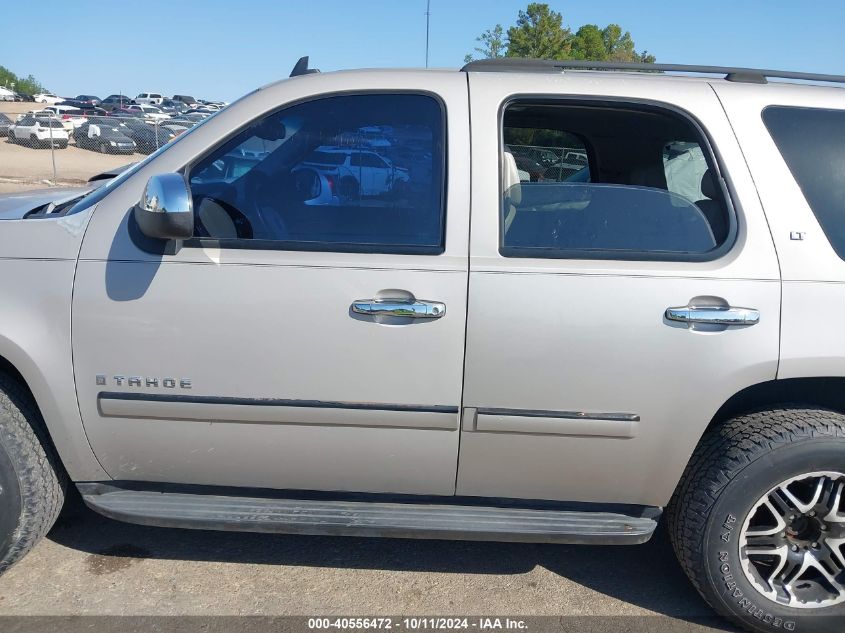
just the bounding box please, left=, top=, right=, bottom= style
left=0, top=102, right=136, bottom=186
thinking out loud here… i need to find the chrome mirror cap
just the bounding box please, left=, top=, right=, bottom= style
left=134, top=173, right=194, bottom=240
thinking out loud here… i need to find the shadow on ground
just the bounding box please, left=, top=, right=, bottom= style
left=47, top=490, right=734, bottom=630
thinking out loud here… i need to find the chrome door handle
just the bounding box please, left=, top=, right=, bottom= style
left=665, top=305, right=760, bottom=326
left=352, top=299, right=446, bottom=319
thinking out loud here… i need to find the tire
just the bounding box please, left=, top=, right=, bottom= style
left=0, top=373, right=66, bottom=574
left=338, top=176, right=360, bottom=202
left=99, top=142, right=108, bottom=154
left=668, top=407, right=845, bottom=633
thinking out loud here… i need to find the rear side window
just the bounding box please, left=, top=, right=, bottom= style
left=500, top=100, right=732, bottom=261
left=763, top=106, right=845, bottom=261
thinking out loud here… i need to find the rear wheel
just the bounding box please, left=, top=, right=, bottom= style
left=668, top=407, right=845, bottom=632
left=99, top=142, right=108, bottom=154
left=338, top=176, right=360, bottom=202
left=0, top=374, right=66, bottom=574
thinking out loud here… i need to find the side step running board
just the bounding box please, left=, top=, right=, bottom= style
left=79, top=483, right=660, bottom=545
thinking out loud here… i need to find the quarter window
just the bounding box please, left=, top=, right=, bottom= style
left=188, top=93, right=445, bottom=255
left=763, top=106, right=845, bottom=261
left=500, top=101, right=731, bottom=260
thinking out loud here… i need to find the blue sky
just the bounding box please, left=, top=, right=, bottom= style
left=2, top=1, right=843, bottom=101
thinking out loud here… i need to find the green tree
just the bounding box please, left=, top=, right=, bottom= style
left=570, top=24, right=606, bottom=60
left=0, top=65, right=44, bottom=95
left=506, top=3, right=571, bottom=59
left=465, top=3, right=655, bottom=64
left=464, top=24, right=506, bottom=64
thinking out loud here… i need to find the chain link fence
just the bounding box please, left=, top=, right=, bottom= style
left=506, top=143, right=589, bottom=182
left=0, top=99, right=215, bottom=191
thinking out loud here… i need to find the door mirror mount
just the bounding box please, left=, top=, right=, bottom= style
left=134, top=173, right=194, bottom=245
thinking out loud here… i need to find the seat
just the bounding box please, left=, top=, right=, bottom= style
left=695, top=169, right=728, bottom=245
left=502, top=152, right=523, bottom=235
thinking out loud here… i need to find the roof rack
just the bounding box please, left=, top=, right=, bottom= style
left=290, top=56, right=320, bottom=78
left=460, top=58, right=845, bottom=85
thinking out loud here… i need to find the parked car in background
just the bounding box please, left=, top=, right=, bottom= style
left=100, top=95, right=133, bottom=111
left=173, top=94, right=198, bottom=107
left=135, top=92, right=164, bottom=105
left=74, top=95, right=101, bottom=106
left=59, top=99, right=104, bottom=114
left=301, top=146, right=410, bottom=198
left=108, top=108, right=143, bottom=119
left=0, top=113, right=13, bottom=136
left=158, top=99, right=188, bottom=115
left=8, top=115, right=68, bottom=148
left=73, top=121, right=136, bottom=154
left=39, top=106, right=88, bottom=130
left=32, top=93, right=63, bottom=105
left=124, top=104, right=170, bottom=122
left=131, top=123, right=180, bottom=154
left=0, top=87, right=15, bottom=102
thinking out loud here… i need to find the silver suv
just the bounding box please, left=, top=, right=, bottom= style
left=0, top=58, right=843, bottom=632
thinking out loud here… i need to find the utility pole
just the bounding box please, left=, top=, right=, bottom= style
left=425, top=0, right=431, bottom=68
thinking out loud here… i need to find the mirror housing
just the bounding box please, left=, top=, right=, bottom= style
left=134, top=173, right=194, bottom=241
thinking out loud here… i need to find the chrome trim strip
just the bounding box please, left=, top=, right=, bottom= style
left=97, top=393, right=459, bottom=430
left=474, top=408, right=639, bottom=439
left=476, top=408, right=639, bottom=422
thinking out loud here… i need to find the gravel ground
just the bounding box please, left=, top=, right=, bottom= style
left=0, top=492, right=738, bottom=632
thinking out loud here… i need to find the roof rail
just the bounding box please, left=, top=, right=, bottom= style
left=460, top=58, right=845, bottom=85
left=290, top=56, right=320, bottom=78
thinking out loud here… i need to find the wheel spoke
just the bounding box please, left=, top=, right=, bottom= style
left=779, top=477, right=825, bottom=515
left=826, top=537, right=845, bottom=572
left=747, top=498, right=788, bottom=537
left=824, top=482, right=844, bottom=524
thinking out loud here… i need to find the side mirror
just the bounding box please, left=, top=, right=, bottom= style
left=134, top=173, right=194, bottom=241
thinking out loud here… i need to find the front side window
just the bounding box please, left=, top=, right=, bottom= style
left=501, top=100, right=732, bottom=260
left=188, top=93, right=445, bottom=254
left=763, top=106, right=845, bottom=261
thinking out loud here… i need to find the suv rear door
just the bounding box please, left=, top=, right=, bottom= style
left=457, top=72, right=781, bottom=507
left=72, top=72, right=470, bottom=496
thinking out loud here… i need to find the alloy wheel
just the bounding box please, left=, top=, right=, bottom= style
left=739, top=471, right=845, bottom=608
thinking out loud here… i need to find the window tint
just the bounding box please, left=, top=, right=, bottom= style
left=763, top=106, right=845, bottom=261
left=188, top=94, right=445, bottom=254
left=501, top=101, right=729, bottom=259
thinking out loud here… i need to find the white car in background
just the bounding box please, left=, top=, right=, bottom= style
left=32, top=93, right=63, bottom=105
left=301, top=146, right=410, bottom=199
left=0, top=87, right=16, bottom=102
left=125, top=104, right=170, bottom=122
left=134, top=92, right=164, bottom=105
left=8, top=114, right=69, bottom=148
left=38, top=106, right=88, bottom=130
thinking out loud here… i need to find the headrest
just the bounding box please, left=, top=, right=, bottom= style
left=701, top=169, right=719, bottom=200
left=503, top=152, right=522, bottom=205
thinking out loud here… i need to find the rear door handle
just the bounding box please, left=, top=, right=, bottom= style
left=665, top=305, right=760, bottom=326
left=352, top=299, right=446, bottom=319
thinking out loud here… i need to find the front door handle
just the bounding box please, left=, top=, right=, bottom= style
left=352, top=298, right=446, bottom=319
left=665, top=305, right=760, bottom=326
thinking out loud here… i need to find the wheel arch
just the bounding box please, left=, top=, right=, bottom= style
left=707, top=377, right=845, bottom=433
left=0, top=338, right=107, bottom=482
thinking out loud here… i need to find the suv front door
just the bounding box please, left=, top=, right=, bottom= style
left=72, top=75, right=470, bottom=496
